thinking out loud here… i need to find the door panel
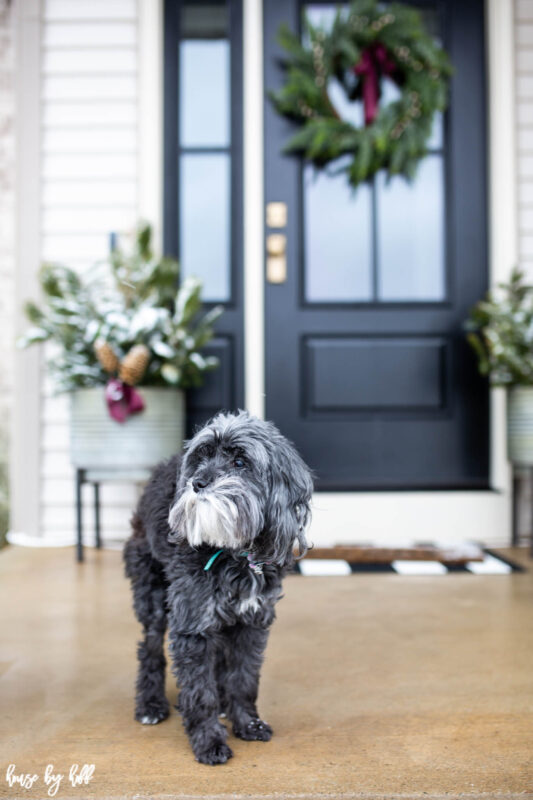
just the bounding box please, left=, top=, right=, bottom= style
left=264, top=0, right=489, bottom=490
left=304, top=337, right=447, bottom=411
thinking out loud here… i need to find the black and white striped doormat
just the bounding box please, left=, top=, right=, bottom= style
left=294, top=549, right=523, bottom=576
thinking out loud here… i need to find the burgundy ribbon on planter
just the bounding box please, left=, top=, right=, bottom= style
left=354, top=43, right=397, bottom=126
left=105, top=378, right=145, bottom=423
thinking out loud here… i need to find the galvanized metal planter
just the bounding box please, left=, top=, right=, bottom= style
left=507, top=386, right=533, bottom=465
left=70, top=387, right=184, bottom=469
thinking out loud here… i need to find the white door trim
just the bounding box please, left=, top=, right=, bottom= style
left=10, top=0, right=42, bottom=539
left=243, top=0, right=266, bottom=419
left=486, top=0, right=517, bottom=495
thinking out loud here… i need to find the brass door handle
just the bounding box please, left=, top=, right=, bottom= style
left=266, top=234, right=287, bottom=284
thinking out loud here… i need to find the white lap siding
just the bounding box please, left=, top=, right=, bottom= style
left=40, top=0, right=140, bottom=543
left=517, top=0, right=533, bottom=272
left=0, top=3, right=15, bottom=439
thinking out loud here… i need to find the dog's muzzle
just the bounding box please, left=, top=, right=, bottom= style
left=168, top=476, right=264, bottom=550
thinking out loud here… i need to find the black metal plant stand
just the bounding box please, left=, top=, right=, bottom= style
left=75, top=467, right=152, bottom=562
left=76, top=469, right=101, bottom=563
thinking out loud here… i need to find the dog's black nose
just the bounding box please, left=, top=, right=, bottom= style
left=192, top=478, right=208, bottom=493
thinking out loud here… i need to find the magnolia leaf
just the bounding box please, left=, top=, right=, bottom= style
left=129, top=306, right=167, bottom=337
left=161, top=363, right=181, bottom=385
left=106, top=311, right=131, bottom=330
left=17, top=327, right=49, bottom=347
left=201, top=304, right=224, bottom=327
left=174, top=277, right=202, bottom=325
left=151, top=340, right=176, bottom=359
left=84, top=320, right=101, bottom=343
left=189, top=353, right=206, bottom=370
left=24, top=301, right=44, bottom=324
left=137, top=223, right=153, bottom=260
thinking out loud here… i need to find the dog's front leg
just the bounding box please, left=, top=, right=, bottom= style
left=170, top=632, right=233, bottom=765
left=224, top=624, right=273, bottom=742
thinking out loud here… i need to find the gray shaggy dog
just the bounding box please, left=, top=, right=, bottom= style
left=123, top=410, right=313, bottom=765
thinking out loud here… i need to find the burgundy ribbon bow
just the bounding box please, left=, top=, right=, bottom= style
left=354, top=43, right=397, bottom=126
left=105, top=378, right=145, bottom=423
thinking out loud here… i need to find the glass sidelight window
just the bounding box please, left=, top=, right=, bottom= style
left=303, top=3, right=446, bottom=304
left=175, top=3, right=232, bottom=302
left=164, top=0, right=244, bottom=423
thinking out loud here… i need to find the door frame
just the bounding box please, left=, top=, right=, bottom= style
left=54, top=0, right=512, bottom=548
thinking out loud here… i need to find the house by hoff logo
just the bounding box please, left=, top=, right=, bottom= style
left=5, top=764, right=95, bottom=796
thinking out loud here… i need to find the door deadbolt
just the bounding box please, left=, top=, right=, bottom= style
left=266, top=233, right=287, bottom=284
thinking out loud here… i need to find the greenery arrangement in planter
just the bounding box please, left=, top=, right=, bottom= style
left=465, top=267, right=533, bottom=465
left=20, top=223, right=222, bottom=468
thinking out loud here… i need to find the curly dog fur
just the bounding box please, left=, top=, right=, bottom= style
left=123, top=410, right=313, bottom=765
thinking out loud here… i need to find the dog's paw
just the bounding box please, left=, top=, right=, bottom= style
left=135, top=698, right=170, bottom=725
left=195, top=742, right=233, bottom=765
left=233, top=717, right=273, bottom=742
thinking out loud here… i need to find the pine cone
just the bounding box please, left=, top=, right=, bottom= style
left=94, top=339, right=119, bottom=374
left=119, top=344, right=150, bottom=386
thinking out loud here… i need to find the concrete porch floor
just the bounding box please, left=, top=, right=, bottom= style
left=1, top=545, right=532, bottom=800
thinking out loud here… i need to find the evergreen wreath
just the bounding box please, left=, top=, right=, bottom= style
left=270, top=0, right=453, bottom=188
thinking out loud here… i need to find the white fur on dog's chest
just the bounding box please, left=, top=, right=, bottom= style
left=235, top=581, right=281, bottom=619
left=211, top=562, right=281, bottom=624
left=237, top=594, right=261, bottom=615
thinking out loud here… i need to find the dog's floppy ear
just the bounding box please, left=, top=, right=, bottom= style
left=262, top=429, right=313, bottom=567
left=167, top=445, right=193, bottom=544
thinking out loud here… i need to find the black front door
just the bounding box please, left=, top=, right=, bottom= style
left=264, top=0, right=489, bottom=491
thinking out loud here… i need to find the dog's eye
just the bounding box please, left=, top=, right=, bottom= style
left=195, top=444, right=213, bottom=461
left=234, top=457, right=245, bottom=469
